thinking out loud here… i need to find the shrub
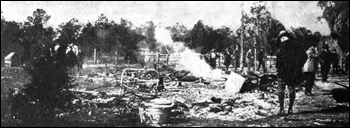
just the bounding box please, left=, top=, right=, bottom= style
left=10, top=48, right=78, bottom=126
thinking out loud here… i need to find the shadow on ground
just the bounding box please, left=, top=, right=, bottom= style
left=295, top=105, right=349, bottom=115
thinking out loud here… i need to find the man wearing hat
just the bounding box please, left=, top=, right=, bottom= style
left=275, top=30, right=303, bottom=116
left=319, top=44, right=331, bottom=82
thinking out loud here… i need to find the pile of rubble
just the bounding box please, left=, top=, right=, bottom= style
left=158, top=82, right=288, bottom=121
left=70, top=64, right=287, bottom=123
left=188, top=92, right=280, bottom=121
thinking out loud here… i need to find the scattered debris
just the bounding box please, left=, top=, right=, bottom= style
left=225, top=72, right=245, bottom=94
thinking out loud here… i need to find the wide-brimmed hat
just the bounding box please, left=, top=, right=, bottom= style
left=277, top=30, right=290, bottom=43
left=277, top=30, right=289, bottom=38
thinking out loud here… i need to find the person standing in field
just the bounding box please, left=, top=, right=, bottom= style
left=209, top=49, right=219, bottom=69
left=245, top=49, right=253, bottom=71
left=224, top=48, right=233, bottom=71
left=319, top=44, right=332, bottom=82
left=257, top=48, right=266, bottom=73
left=275, top=30, right=303, bottom=116
left=330, top=49, right=340, bottom=74
left=232, top=46, right=240, bottom=71
left=301, top=46, right=318, bottom=96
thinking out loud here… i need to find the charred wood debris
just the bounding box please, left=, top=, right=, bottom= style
left=68, top=65, right=283, bottom=121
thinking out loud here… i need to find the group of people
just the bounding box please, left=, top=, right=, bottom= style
left=242, top=48, right=267, bottom=73
left=203, top=30, right=348, bottom=116
left=275, top=30, right=349, bottom=116
left=205, top=47, right=240, bottom=71
left=223, top=46, right=240, bottom=71
left=207, top=45, right=267, bottom=73
left=303, top=43, right=347, bottom=84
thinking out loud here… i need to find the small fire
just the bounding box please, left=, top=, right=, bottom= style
left=154, top=26, right=228, bottom=80
left=152, top=25, right=244, bottom=93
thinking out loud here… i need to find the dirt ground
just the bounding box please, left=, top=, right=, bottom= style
left=165, top=79, right=349, bottom=127
left=1, top=66, right=349, bottom=127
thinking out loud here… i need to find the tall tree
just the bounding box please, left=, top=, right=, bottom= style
left=94, top=13, right=112, bottom=53
left=54, top=18, right=82, bottom=68
left=1, top=10, right=5, bottom=35
left=77, top=22, right=98, bottom=57
left=115, top=18, right=145, bottom=62
left=1, top=20, right=23, bottom=65
left=170, top=22, right=189, bottom=42
left=215, top=26, right=232, bottom=53
left=265, top=18, right=285, bottom=55
left=56, top=18, right=82, bottom=46
left=10, top=9, right=76, bottom=126
left=19, top=9, right=55, bottom=62
left=144, top=21, right=157, bottom=52
left=317, top=1, right=349, bottom=52
left=245, top=1, right=284, bottom=54
left=236, top=1, right=287, bottom=70
left=187, top=20, right=206, bottom=53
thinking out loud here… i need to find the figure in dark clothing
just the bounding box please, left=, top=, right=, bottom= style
left=209, top=49, right=219, bottom=69
left=257, top=49, right=266, bottom=73
left=330, top=49, right=340, bottom=74
left=276, top=30, right=303, bottom=116
left=204, top=54, right=210, bottom=65
left=232, top=46, right=240, bottom=71
left=224, top=48, right=233, bottom=71
left=319, top=45, right=331, bottom=82
left=77, top=50, right=84, bottom=73
left=246, top=49, right=253, bottom=71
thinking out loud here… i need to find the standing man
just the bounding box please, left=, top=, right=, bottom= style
left=276, top=30, right=302, bottom=116
left=224, top=48, right=233, bottom=71
left=209, top=49, right=219, bottom=69
left=330, top=49, right=340, bottom=74
left=246, top=49, right=253, bottom=71
left=319, top=45, right=332, bottom=82
left=77, top=49, right=85, bottom=74
left=257, top=49, right=266, bottom=73
left=232, top=46, right=240, bottom=71
left=204, top=54, right=210, bottom=65
left=66, top=43, right=79, bottom=76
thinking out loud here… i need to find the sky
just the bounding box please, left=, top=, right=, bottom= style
left=1, top=1, right=330, bottom=35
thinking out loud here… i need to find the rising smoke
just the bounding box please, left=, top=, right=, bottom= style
left=153, top=26, right=244, bottom=94
left=154, top=26, right=227, bottom=80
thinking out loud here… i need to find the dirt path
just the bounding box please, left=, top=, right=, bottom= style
left=164, top=76, right=349, bottom=127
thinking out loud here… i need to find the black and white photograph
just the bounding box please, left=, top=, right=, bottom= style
left=1, top=1, right=349, bottom=127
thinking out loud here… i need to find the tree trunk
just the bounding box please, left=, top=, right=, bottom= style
left=239, top=2, right=245, bottom=71
left=240, top=34, right=244, bottom=71
left=254, top=36, right=257, bottom=72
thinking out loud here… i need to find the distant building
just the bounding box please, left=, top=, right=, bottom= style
left=137, top=40, right=151, bottom=55
left=137, top=40, right=156, bottom=63
left=4, top=52, right=21, bottom=67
